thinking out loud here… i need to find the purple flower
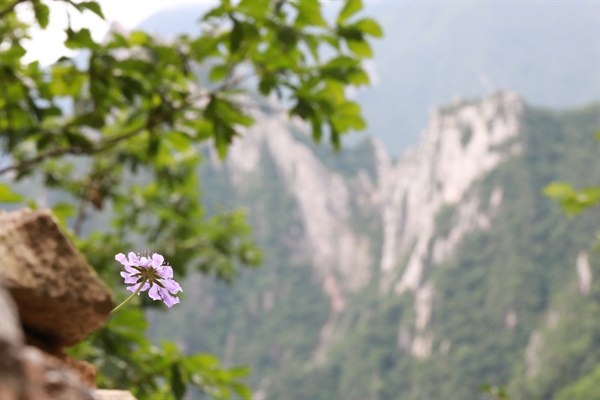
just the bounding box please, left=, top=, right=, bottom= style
left=115, top=251, right=182, bottom=308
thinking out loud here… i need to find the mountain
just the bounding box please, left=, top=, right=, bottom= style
left=149, top=91, right=600, bottom=399
left=137, top=2, right=600, bottom=154
left=359, top=1, right=600, bottom=153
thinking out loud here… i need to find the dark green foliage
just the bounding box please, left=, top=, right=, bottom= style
left=555, top=365, right=600, bottom=400
left=461, top=125, right=474, bottom=147
left=434, top=204, right=458, bottom=238
left=149, top=147, right=332, bottom=387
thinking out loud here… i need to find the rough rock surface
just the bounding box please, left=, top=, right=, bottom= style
left=0, top=282, right=26, bottom=400
left=0, top=208, right=114, bottom=347
left=0, top=282, right=95, bottom=400
left=94, top=389, right=139, bottom=400
left=0, top=209, right=137, bottom=399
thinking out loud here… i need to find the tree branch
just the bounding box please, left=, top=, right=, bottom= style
left=0, top=126, right=141, bottom=175
left=0, top=72, right=256, bottom=176
left=0, top=0, right=28, bottom=19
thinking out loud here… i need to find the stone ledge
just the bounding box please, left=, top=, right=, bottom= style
left=0, top=209, right=114, bottom=347
left=94, top=389, right=138, bottom=400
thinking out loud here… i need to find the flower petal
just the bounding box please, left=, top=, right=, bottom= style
left=162, top=278, right=182, bottom=294
left=127, top=252, right=140, bottom=266
left=159, top=287, right=180, bottom=308
left=120, top=271, right=138, bottom=284
left=139, top=257, right=151, bottom=267
left=148, top=284, right=161, bottom=301
left=126, top=281, right=150, bottom=294
left=115, top=253, right=129, bottom=267
left=158, top=266, right=173, bottom=280
left=151, top=253, right=164, bottom=269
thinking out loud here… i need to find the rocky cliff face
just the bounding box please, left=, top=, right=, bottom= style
left=375, top=91, right=523, bottom=358
left=216, top=91, right=525, bottom=358
left=155, top=90, right=599, bottom=399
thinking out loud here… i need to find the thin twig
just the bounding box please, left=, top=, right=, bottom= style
left=72, top=196, right=87, bottom=236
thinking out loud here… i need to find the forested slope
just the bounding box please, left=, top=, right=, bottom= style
left=150, top=94, right=599, bottom=400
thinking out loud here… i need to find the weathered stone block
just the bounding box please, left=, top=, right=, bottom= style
left=0, top=209, right=114, bottom=347
left=0, top=282, right=96, bottom=400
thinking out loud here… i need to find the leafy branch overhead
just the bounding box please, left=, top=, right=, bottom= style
left=0, top=0, right=381, bottom=277
left=0, top=0, right=381, bottom=398
left=1, top=0, right=381, bottom=175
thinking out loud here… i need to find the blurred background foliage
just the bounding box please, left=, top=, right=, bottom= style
left=0, top=0, right=381, bottom=398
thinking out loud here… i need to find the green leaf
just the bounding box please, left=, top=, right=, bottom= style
left=184, top=354, right=220, bottom=369
left=65, top=28, right=97, bottom=49
left=209, top=64, right=229, bottom=81
left=230, top=20, right=243, bottom=53
left=109, top=307, right=148, bottom=332
left=0, top=43, right=27, bottom=62
left=348, top=70, right=370, bottom=86
left=277, top=26, right=298, bottom=51
left=337, top=0, right=362, bottom=24
left=129, top=31, right=151, bottom=46
left=202, top=4, right=227, bottom=19
left=237, top=0, right=270, bottom=19
left=50, top=65, right=85, bottom=96
left=543, top=182, right=575, bottom=198
left=51, top=202, right=75, bottom=227
left=258, top=74, right=277, bottom=95
left=337, top=26, right=363, bottom=42
left=32, top=1, right=50, bottom=29
left=331, top=101, right=366, bottom=132
left=73, top=1, right=105, bottom=19
left=324, top=55, right=358, bottom=69
left=170, top=364, right=186, bottom=400
left=231, top=382, right=252, bottom=400
left=0, top=184, right=24, bottom=203
left=295, top=0, right=327, bottom=27
left=215, top=132, right=229, bottom=159
left=355, top=18, right=383, bottom=37
left=578, top=187, right=600, bottom=205
left=165, top=132, right=192, bottom=152
left=544, top=182, right=600, bottom=216
left=129, top=31, right=152, bottom=46
left=347, top=39, right=372, bottom=57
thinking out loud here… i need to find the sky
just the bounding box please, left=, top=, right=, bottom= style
left=19, top=0, right=217, bottom=64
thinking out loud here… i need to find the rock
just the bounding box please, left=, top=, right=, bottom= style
left=0, top=209, right=114, bottom=348
left=0, top=282, right=27, bottom=400
left=0, top=282, right=95, bottom=400
left=0, top=278, right=23, bottom=345
left=94, top=389, right=138, bottom=400
left=20, top=346, right=95, bottom=400
left=63, top=355, right=98, bottom=387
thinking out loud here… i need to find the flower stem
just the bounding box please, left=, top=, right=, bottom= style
left=110, top=279, right=147, bottom=315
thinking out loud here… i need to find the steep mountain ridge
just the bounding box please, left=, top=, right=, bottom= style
left=150, top=92, right=599, bottom=399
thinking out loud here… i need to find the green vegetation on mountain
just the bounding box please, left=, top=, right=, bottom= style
left=150, top=101, right=599, bottom=399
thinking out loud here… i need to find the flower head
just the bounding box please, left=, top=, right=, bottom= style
left=115, top=251, right=182, bottom=308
